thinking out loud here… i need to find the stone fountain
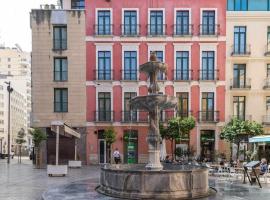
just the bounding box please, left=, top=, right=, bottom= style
left=96, top=53, right=213, bottom=199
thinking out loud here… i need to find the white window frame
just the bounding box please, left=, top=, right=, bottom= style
left=122, top=8, right=140, bottom=36
left=148, top=8, right=165, bottom=35
left=95, top=43, right=113, bottom=80
left=122, top=87, right=139, bottom=121
left=95, top=8, right=113, bottom=34
left=200, top=8, right=218, bottom=35
left=174, top=8, right=192, bottom=35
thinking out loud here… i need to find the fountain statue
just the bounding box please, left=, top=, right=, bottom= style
left=96, top=52, right=214, bottom=199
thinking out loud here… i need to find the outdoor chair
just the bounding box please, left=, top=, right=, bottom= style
left=259, top=165, right=270, bottom=184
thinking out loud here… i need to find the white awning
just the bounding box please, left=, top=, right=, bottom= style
left=64, top=124, right=80, bottom=139
left=249, top=135, right=270, bottom=143
left=50, top=121, right=80, bottom=139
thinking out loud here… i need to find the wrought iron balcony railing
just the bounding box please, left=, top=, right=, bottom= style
left=94, top=24, right=113, bottom=36
left=198, top=70, right=219, bottom=81
left=173, top=24, right=193, bottom=36
left=94, top=69, right=114, bottom=81
left=120, top=24, right=140, bottom=36
left=229, top=115, right=252, bottom=121
left=173, top=69, right=193, bottom=81
left=231, top=44, right=251, bottom=56
left=147, top=24, right=167, bottom=36
left=198, top=111, right=220, bottom=123
left=230, top=78, right=251, bottom=89
left=121, top=69, right=138, bottom=81
left=94, top=111, right=114, bottom=122
left=199, top=24, right=220, bottom=36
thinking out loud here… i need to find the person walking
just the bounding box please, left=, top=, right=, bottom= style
left=113, top=148, right=121, bottom=164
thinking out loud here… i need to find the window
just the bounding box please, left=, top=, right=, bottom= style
left=71, top=0, right=84, bottom=9
left=233, top=96, right=246, bottom=120
left=8, top=65, right=11, bottom=68
left=201, top=11, right=215, bottom=35
left=124, top=92, right=137, bottom=121
left=123, top=11, right=138, bottom=36
left=124, top=51, right=137, bottom=80
left=177, top=92, right=189, bottom=118
left=98, top=92, right=111, bottom=121
left=176, top=51, right=189, bottom=80
left=233, top=64, right=246, bottom=88
left=149, top=11, right=164, bottom=36
left=267, top=64, right=270, bottom=77
left=54, top=58, right=67, bottom=81
left=267, top=27, right=270, bottom=52
left=53, top=26, right=67, bottom=50
left=7, top=58, right=11, bottom=62
left=234, top=0, right=248, bottom=11
left=266, top=96, right=270, bottom=110
left=54, top=88, right=68, bottom=112
left=201, top=51, right=215, bottom=80
left=98, top=51, right=111, bottom=80
left=97, top=11, right=111, bottom=35
left=175, top=11, right=190, bottom=35
left=151, top=51, right=164, bottom=80
left=234, top=26, right=247, bottom=54
left=201, top=92, right=214, bottom=121
left=228, top=0, right=270, bottom=11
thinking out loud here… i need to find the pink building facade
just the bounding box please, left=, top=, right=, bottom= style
left=85, top=0, right=227, bottom=164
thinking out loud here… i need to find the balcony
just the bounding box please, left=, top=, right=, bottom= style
left=262, top=115, right=270, bottom=125
left=159, top=110, right=176, bottom=122
left=94, top=111, right=114, bottom=122
left=231, top=45, right=251, bottom=56
left=263, top=78, right=270, bottom=89
left=121, top=111, right=149, bottom=123
left=94, top=24, right=113, bottom=36
left=147, top=24, right=167, bottom=37
left=264, top=43, right=270, bottom=56
left=229, top=115, right=252, bottom=121
left=120, top=24, right=140, bottom=37
left=121, top=69, right=138, bottom=81
left=199, top=24, right=220, bottom=36
left=198, top=70, right=219, bottom=81
left=94, top=69, right=114, bottom=81
left=173, top=24, right=193, bottom=36
left=173, top=69, right=193, bottom=81
left=230, top=78, right=251, bottom=90
left=198, top=111, right=220, bottom=123
left=176, top=111, right=194, bottom=118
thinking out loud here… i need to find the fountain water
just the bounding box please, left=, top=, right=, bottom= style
left=96, top=52, right=214, bottom=199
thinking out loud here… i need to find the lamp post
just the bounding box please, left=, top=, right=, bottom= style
left=5, top=81, right=13, bottom=164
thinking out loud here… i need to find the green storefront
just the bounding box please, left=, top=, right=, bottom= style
left=123, top=130, right=138, bottom=164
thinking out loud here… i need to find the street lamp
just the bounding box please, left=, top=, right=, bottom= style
left=5, top=81, right=13, bottom=164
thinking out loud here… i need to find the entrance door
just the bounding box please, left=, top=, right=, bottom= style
left=123, top=130, right=138, bottom=164
left=200, top=130, right=215, bottom=162
left=98, top=139, right=106, bottom=164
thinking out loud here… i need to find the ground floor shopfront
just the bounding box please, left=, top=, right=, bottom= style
left=86, top=124, right=228, bottom=164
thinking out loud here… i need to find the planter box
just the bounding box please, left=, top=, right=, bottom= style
left=47, top=165, right=68, bottom=177
left=68, top=160, right=82, bottom=168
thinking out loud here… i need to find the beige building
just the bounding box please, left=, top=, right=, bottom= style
left=30, top=4, right=86, bottom=164
left=226, top=11, right=270, bottom=159
left=0, top=80, right=27, bottom=155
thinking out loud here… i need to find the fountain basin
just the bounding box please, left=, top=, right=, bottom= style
left=130, top=94, right=178, bottom=111
left=96, top=164, right=213, bottom=199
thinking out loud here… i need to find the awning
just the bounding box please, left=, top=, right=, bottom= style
left=249, top=135, right=270, bottom=143
left=51, top=121, right=81, bottom=139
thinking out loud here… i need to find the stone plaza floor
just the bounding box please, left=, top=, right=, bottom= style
left=1, top=158, right=270, bottom=200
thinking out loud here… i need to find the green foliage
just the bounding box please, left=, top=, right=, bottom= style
left=104, top=127, right=117, bottom=145
left=220, top=118, right=263, bottom=143
left=29, top=128, right=47, bottom=148
left=16, top=128, right=26, bottom=145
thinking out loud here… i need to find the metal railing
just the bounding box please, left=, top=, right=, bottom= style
left=94, top=111, right=114, bottom=122
left=173, top=24, right=193, bottom=36
left=147, top=24, right=167, bottom=36
left=230, top=78, right=251, bottom=89
left=198, top=70, right=219, bottom=81
left=199, top=24, right=220, bottom=36
left=94, top=69, right=114, bottom=81
left=121, top=69, right=138, bottom=81
left=263, top=78, right=270, bottom=89
left=121, top=24, right=140, bottom=36
left=262, top=115, right=270, bottom=125
left=122, top=111, right=149, bottom=123
left=229, top=115, right=252, bottom=121
left=94, top=24, right=113, bottom=36
left=173, top=69, right=193, bottom=81
left=231, top=44, right=251, bottom=56
left=198, top=111, right=220, bottom=123
left=176, top=111, right=193, bottom=118
left=53, top=39, right=67, bottom=51
left=265, top=43, right=270, bottom=56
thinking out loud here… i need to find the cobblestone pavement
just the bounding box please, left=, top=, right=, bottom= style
left=2, top=158, right=270, bottom=200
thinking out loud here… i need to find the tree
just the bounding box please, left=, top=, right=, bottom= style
left=220, top=118, right=263, bottom=160
left=162, top=116, right=195, bottom=161
left=16, top=128, right=26, bottom=163
left=104, top=127, right=117, bottom=163
left=29, top=128, right=47, bottom=168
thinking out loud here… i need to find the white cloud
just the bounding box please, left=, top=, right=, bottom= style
left=0, top=0, right=57, bottom=52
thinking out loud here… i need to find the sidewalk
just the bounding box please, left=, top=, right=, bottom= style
left=0, top=158, right=99, bottom=200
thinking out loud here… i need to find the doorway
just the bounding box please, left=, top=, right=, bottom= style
left=123, top=130, right=138, bottom=164
left=98, top=139, right=106, bottom=164
left=200, top=130, right=215, bottom=162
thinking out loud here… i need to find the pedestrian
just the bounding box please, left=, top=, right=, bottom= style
left=113, top=148, right=121, bottom=164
